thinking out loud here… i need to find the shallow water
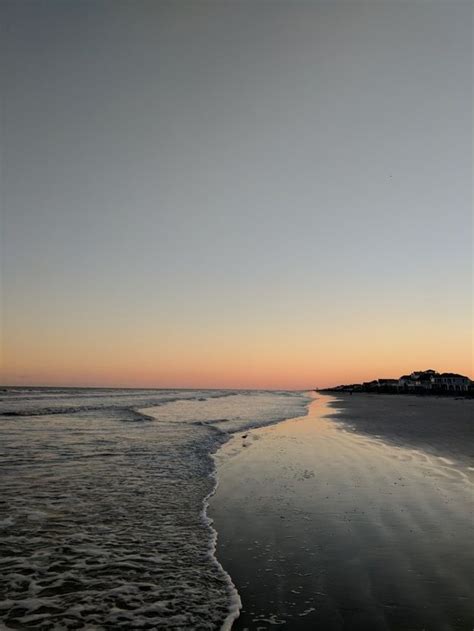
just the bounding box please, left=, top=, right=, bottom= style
left=0, top=387, right=309, bottom=629
left=210, top=395, right=474, bottom=630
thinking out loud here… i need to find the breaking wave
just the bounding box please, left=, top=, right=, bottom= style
left=0, top=388, right=309, bottom=629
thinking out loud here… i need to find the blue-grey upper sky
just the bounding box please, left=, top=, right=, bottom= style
left=1, top=1, right=472, bottom=387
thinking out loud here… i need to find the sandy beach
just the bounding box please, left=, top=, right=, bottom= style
left=326, top=393, right=474, bottom=472
left=210, top=394, right=474, bottom=630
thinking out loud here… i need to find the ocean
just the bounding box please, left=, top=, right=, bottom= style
left=0, top=387, right=310, bottom=629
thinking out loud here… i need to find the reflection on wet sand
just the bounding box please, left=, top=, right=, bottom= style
left=210, top=395, right=474, bottom=630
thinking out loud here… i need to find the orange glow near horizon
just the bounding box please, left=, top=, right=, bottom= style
left=2, top=314, right=472, bottom=389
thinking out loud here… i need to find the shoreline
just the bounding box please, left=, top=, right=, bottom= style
left=203, top=460, right=242, bottom=631
left=210, top=393, right=474, bottom=629
left=138, top=403, right=242, bottom=631
left=140, top=392, right=312, bottom=630
left=204, top=398, right=314, bottom=630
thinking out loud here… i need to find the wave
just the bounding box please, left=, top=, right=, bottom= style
left=0, top=389, right=311, bottom=629
left=0, top=389, right=245, bottom=418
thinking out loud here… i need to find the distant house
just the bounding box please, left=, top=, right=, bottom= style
left=413, top=369, right=437, bottom=378
left=399, top=370, right=437, bottom=391
left=324, top=368, right=472, bottom=396
left=398, top=370, right=470, bottom=392
left=377, top=379, right=398, bottom=388
left=414, top=372, right=435, bottom=389
left=430, top=373, right=470, bottom=392
left=360, top=379, right=398, bottom=392
left=398, top=374, right=416, bottom=390
left=363, top=380, right=378, bottom=389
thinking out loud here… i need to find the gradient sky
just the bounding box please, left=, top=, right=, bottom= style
left=1, top=0, right=472, bottom=389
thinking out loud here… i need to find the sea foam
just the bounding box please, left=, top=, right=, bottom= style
left=0, top=388, right=309, bottom=629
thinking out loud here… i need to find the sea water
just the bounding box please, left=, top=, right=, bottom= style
left=0, top=387, right=310, bottom=629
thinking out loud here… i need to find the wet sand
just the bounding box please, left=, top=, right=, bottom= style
left=209, top=394, right=474, bottom=630
left=326, top=393, right=474, bottom=471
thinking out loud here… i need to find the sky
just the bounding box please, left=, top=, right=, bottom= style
left=1, top=0, right=472, bottom=389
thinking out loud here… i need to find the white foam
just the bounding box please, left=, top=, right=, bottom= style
left=0, top=388, right=310, bottom=629
left=206, top=454, right=242, bottom=630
